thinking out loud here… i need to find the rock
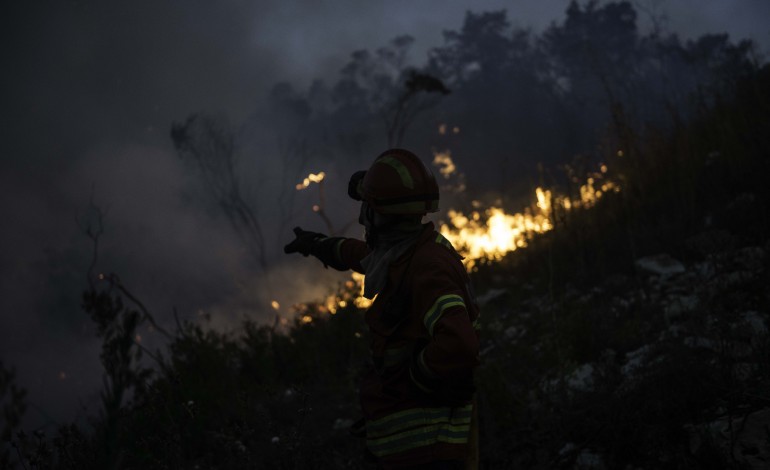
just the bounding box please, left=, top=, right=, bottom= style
left=558, top=443, right=606, bottom=469
left=622, top=345, right=654, bottom=377
left=476, top=288, right=509, bottom=305
left=567, top=363, right=595, bottom=391
left=333, top=418, right=354, bottom=431
left=635, top=254, right=686, bottom=279
left=504, top=325, right=526, bottom=340
left=575, top=448, right=605, bottom=470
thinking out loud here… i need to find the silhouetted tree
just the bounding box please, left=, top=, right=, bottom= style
left=171, top=114, right=268, bottom=272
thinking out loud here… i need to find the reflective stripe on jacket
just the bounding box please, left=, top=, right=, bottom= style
left=337, top=222, right=480, bottom=468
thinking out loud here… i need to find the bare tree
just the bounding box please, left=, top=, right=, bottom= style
left=384, top=70, right=451, bottom=147
left=170, top=114, right=268, bottom=273
left=333, top=36, right=450, bottom=148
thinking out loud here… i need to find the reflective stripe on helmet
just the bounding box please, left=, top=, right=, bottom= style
left=376, top=155, right=415, bottom=189
left=358, top=148, right=440, bottom=215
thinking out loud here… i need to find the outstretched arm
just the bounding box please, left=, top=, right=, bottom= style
left=284, top=227, right=369, bottom=273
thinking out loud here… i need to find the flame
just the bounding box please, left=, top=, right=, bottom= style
left=318, top=271, right=373, bottom=315
left=288, top=159, right=620, bottom=320
left=441, top=167, right=621, bottom=270
left=351, top=272, right=374, bottom=308
left=296, top=172, right=326, bottom=190
left=432, top=151, right=457, bottom=178
left=271, top=300, right=280, bottom=310
left=437, top=124, right=460, bottom=135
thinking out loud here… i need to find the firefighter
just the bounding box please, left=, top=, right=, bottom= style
left=284, top=148, right=480, bottom=469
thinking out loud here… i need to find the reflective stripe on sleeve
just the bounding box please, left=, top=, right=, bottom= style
left=423, top=294, right=466, bottom=336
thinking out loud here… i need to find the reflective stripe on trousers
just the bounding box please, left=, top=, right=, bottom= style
left=365, top=404, right=473, bottom=458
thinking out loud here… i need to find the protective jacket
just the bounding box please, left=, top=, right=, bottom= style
left=331, top=222, right=480, bottom=468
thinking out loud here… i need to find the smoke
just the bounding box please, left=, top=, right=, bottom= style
left=2, top=0, right=768, bottom=432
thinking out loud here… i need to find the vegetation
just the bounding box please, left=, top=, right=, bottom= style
left=3, top=1, right=769, bottom=468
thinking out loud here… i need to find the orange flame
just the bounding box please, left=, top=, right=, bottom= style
left=432, top=151, right=457, bottom=178
left=441, top=167, right=620, bottom=270
left=290, top=159, right=620, bottom=319
left=296, top=172, right=326, bottom=190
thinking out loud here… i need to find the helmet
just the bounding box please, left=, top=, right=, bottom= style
left=348, top=148, right=439, bottom=215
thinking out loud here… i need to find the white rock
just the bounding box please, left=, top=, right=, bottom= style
left=635, top=254, right=686, bottom=279
left=476, top=288, right=508, bottom=305
left=576, top=448, right=605, bottom=469
left=622, top=345, right=654, bottom=376
left=559, top=442, right=577, bottom=456
left=504, top=326, right=526, bottom=340
left=567, top=364, right=595, bottom=391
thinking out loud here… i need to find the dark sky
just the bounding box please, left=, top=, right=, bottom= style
left=2, top=0, right=768, bottom=431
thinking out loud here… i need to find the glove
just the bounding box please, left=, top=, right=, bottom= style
left=284, top=227, right=326, bottom=256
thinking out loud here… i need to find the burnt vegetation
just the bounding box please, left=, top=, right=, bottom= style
left=3, top=1, right=770, bottom=468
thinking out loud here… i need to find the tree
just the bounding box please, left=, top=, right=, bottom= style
left=171, top=114, right=268, bottom=273
left=331, top=35, right=450, bottom=147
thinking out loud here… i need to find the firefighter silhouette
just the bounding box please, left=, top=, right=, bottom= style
left=285, top=148, right=479, bottom=469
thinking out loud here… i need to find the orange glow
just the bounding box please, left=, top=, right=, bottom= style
left=271, top=300, right=280, bottom=310
left=289, top=158, right=620, bottom=319
left=432, top=150, right=457, bottom=178
left=441, top=166, right=621, bottom=270
left=295, top=172, right=326, bottom=190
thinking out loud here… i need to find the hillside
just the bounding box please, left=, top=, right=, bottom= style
left=2, top=61, right=769, bottom=470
